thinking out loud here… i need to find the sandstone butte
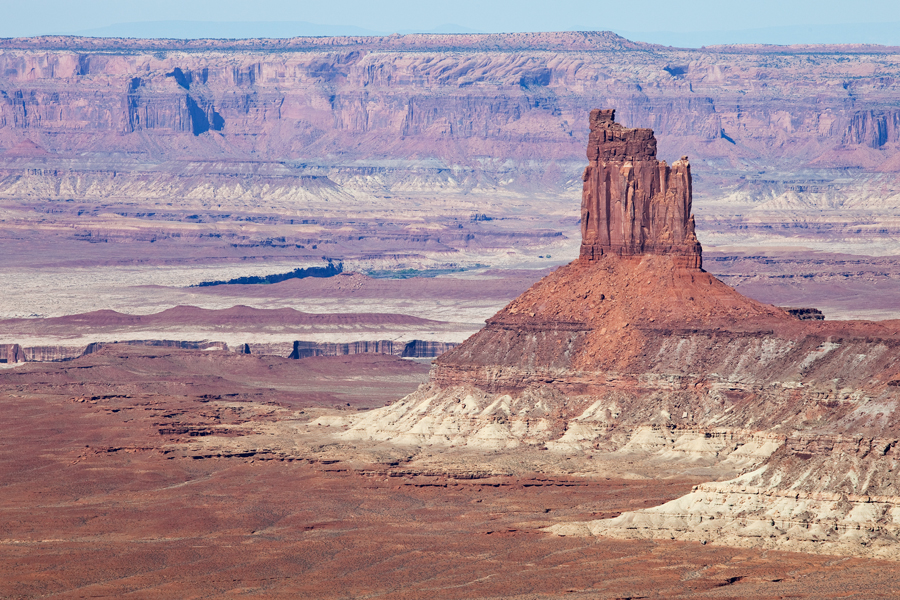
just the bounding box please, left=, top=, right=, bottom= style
left=319, top=110, right=900, bottom=559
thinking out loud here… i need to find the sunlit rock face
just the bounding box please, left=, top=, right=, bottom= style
left=320, top=108, right=900, bottom=558
left=580, top=109, right=702, bottom=268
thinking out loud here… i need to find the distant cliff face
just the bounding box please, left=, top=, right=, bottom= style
left=0, top=32, right=899, bottom=174
left=2, top=32, right=900, bottom=271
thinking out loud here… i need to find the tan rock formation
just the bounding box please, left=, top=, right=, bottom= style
left=0, top=343, right=24, bottom=363
left=580, top=109, right=701, bottom=268
left=550, top=434, right=900, bottom=560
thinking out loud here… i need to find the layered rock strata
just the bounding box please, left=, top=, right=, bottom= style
left=0, top=343, right=24, bottom=363
left=1, top=33, right=900, bottom=171
left=322, top=111, right=900, bottom=557
left=290, top=339, right=457, bottom=359
left=0, top=338, right=458, bottom=363
left=580, top=109, right=702, bottom=268
left=550, top=434, right=900, bottom=560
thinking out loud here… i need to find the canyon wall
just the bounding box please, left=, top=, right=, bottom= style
left=4, top=32, right=900, bottom=285
left=1, top=32, right=900, bottom=183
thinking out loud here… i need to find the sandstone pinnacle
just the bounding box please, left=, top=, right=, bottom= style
left=581, top=109, right=702, bottom=268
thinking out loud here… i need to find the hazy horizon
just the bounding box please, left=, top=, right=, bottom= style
left=2, top=0, right=899, bottom=46
left=27, top=19, right=897, bottom=48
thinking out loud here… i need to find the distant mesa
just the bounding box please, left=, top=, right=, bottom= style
left=0, top=304, right=457, bottom=363
left=2, top=139, right=51, bottom=157
left=0, top=303, right=444, bottom=330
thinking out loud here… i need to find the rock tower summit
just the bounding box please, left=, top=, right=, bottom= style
left=580, top=109, right=702, bottom=268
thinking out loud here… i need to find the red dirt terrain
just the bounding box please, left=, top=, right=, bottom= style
left=2, top=347, right=899, bottom=598
left=0, top=304, right=444, bottom=335
left=3, top=33, right=900, bottom=591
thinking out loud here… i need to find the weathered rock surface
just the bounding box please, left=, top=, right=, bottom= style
left=581, top=109, right=701, bottom=267
left=323, top=111, right=900, bottom=558
left=551, top=435, right=900, bottom=560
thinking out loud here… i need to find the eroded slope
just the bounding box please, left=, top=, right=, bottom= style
left=320, top=112, right=900, bottom=558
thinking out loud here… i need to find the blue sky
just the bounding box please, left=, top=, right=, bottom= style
left=1, top=0, right=899, bottom=45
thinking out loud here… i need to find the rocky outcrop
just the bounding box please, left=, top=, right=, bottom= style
left=580, top=110, right=701, bottom=268
left=319, top=110, right=900, bottom=557
left=0, top=343, right=24, bottom=363
left=290, top=339, right=457, bottom=359
left=551, top=434, right=900, bottom=559
left=82, top=340, right=229, bottom=355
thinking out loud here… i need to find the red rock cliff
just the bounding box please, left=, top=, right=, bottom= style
left=580, top=109, right=702, bottom=268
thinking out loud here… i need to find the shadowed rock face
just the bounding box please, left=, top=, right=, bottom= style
left=581, top=109, right=702, bottom=268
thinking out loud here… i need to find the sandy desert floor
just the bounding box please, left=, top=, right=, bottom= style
left=2, top=348, right=899, bottom=599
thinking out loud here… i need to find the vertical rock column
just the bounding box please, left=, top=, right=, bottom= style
left=580, top=109, right=702, bottom=268
left=0, top=344, right=25, bottom=363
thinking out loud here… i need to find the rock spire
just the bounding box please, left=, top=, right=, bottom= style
left=580, top=109, right=702, bottom=268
